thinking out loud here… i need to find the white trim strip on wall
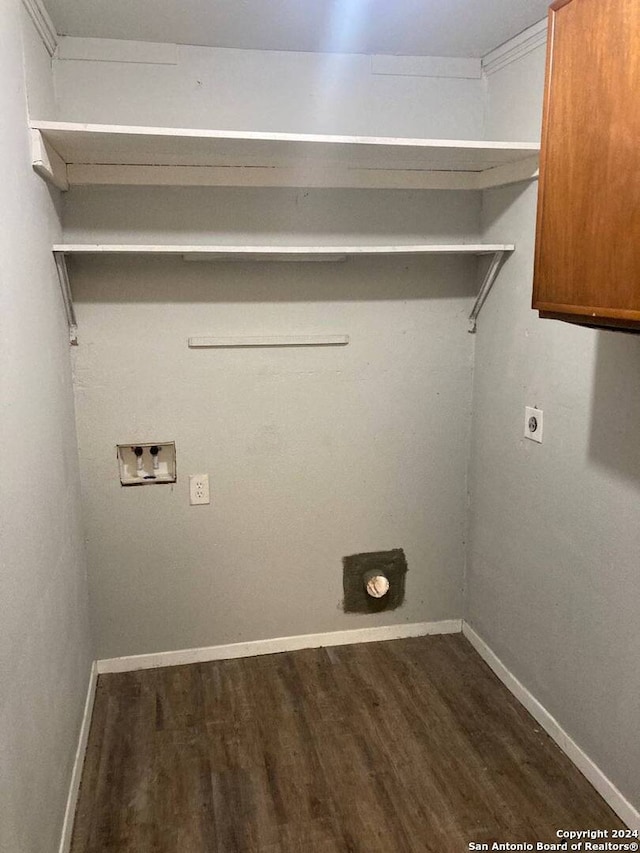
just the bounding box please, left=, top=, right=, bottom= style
left=56, top=36, right=178, bottom=66
left=58, top=663, right=98, bottom=853
left=371, top=54, right=481, bottom=79
left=96, top=620, right=463, bottom=674
left=188, top=335, right=350, bottom=348
left=463, top=623, right=640, bottom=830
left=21, top=0, right=58, bottom=57
left=482, top=19, right=547, bottom=77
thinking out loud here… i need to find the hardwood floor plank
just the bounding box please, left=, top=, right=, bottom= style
left=70, top=636, right=626, bottom=852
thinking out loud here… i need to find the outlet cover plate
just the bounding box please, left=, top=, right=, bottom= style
left=524, top=406, right=543, bottom=443
left=189, top=474, right=210, bottom=505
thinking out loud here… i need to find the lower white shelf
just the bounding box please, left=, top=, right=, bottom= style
left=53, top=243, right=514, bottom=259
left=52, top=242, right=515, bottom=344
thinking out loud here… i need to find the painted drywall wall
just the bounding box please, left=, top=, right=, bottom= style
left=468, top=40, right=640, bottom=810
left=67, top=187, right=481, bottom=658
left=51, top=38, right=485, bottom=138
left=52, top=37, right=488, bottom=659
left=0, top=5, right=93, bottom=851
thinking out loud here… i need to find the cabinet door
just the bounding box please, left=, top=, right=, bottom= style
left=533, top=0, right=640, bottom=331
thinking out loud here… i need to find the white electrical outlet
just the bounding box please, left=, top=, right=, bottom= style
left=524, top=406, right=543, bottom=443
left=189, top=474, right=210, bottom=505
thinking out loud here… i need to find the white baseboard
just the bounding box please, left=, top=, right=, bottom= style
left=97, top=619, right=462, bottom=674
left=58, top=661, right=98, bottom=853
left=463, top=622, right=640, bottom=830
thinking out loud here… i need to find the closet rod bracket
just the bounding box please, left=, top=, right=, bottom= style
left=468, top=250, right=509, bottom=333
left=54, top=251, right=78, bottom=345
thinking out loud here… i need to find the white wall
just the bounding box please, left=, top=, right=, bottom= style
left=49, top=37, right=489, bottom=659
left=67, top=187, right=481, bottom=658
left=468, top=41, right=640, bottom=811
left=72, top=251, right=476, bottom=657
left=0, top=5, right=93, bottom=852
left=9, top=7, right=638, bottom=839
left=51, top=38, right=485, bottom=138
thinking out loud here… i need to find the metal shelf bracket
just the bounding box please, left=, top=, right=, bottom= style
left=468, top=249, right=510, bottom=333
left=54, top=251, right=78, bottom=345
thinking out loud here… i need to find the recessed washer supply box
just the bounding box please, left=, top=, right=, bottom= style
left=117, top=442, right=176, bottom=486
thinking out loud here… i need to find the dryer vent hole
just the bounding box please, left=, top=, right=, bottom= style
left=342, top=549, right=408, bottom=614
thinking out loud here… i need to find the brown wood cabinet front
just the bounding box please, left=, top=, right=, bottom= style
left=533, top=0, right=640, bottom=331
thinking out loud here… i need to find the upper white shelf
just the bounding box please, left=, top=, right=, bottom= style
left=31, top=121, right=540, bottom=192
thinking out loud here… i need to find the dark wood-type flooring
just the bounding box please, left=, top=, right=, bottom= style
left=71, top=634, right=625, bottom=852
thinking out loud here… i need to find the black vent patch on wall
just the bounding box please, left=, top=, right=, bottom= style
left=342, top=548, right=408, bottom=614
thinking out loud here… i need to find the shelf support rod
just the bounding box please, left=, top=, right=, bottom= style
left=54, top=251, right=78, bottom=345
left=468, top=250, right=508, bottom=333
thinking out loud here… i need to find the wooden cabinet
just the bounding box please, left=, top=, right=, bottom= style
left=533, top=0, right=640, bottom=331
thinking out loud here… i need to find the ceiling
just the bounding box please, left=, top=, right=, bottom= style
left=43, top=0, right=550, bottom=58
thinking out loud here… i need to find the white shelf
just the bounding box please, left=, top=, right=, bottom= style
left=53, top=243, right=514, bottom=260
left=32, top=121, right=539, bottom=191
left=52, top=242, right=514, bottom=345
